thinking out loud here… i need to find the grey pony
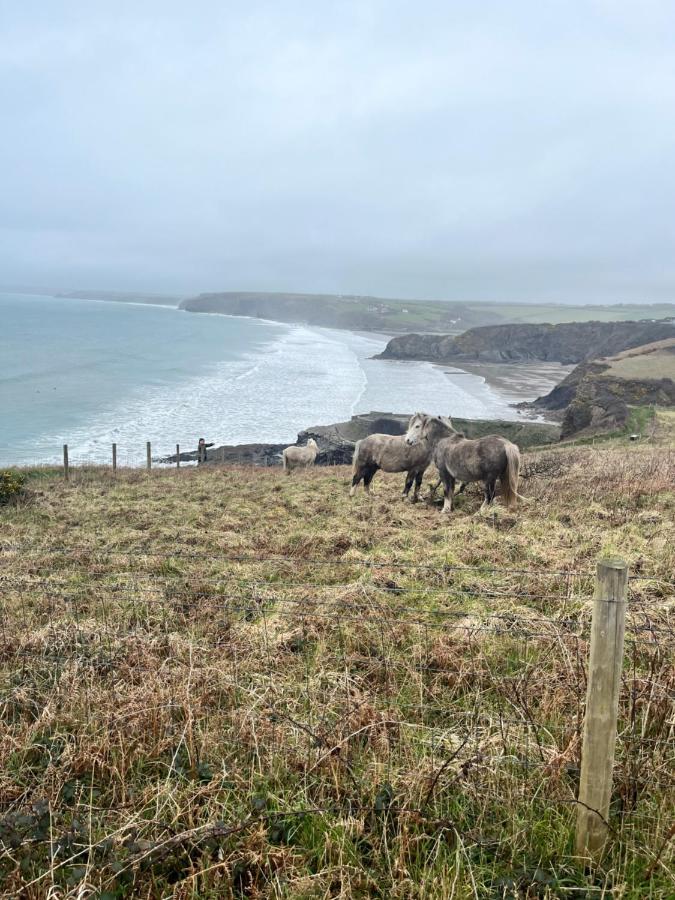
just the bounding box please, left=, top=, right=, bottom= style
left=350, top=412, right=440, bottom=501
left=405, top=415, right=525, bottom=514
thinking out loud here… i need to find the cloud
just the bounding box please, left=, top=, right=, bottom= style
left=1, top=0, right=675, bottom=301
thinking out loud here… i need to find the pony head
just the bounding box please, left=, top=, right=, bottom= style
left=405, top=412, right=427, bottom=445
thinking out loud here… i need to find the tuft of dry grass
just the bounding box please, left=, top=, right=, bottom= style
left=0, top=432, right=673, bottom=897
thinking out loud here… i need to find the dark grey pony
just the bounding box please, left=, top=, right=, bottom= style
left=350, top=412, right=441, bottom=501
left=405, top=415, right=525, bottom=514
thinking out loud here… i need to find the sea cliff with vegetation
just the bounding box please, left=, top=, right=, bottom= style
left=527, top=338, right=675, bottom=438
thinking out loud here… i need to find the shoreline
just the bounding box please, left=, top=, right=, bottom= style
left=438, top=360, right=573, bottom=410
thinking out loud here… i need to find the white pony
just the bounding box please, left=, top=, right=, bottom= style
left=282, top=438, right=319, bottom=473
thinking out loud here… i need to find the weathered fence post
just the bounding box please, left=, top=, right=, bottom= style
left=576, top=557, right=628, bottom=857
left=146, top=441, right=152, bottom=471
left=63, top=444, right=69, bottom=481
left=221, top=446, right=226, bottom=464
left=112, top=443, right=117, bottom=473
left=176, top=443, right=180, bottom=469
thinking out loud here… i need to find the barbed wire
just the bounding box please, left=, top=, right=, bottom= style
left=2, top=544, right=672, bottom=589
left=2, top=584, right=673, bottom=646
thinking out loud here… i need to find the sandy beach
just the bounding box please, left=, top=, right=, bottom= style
left=439, top=360, right=572, bottom=407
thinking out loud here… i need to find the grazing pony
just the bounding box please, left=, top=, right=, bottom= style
left=405, top=415, right=525, bottom=514
left=350, top=412, right=447, bottom=500
left=282, top=438, right=319, bottom=473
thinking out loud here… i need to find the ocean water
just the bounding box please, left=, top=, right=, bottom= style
left=1, top=292, right=524, bottom=466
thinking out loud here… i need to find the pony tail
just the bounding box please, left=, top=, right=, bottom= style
left=352, top=440, right=361, bottom=474
left=282, top=450, right=288, bottom=471
left=502, top=442, right=521, bottom=510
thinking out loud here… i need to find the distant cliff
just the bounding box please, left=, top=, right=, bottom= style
left=180, top=292, right=494, bottom=333
left=378, top=320, right=675, bottom=365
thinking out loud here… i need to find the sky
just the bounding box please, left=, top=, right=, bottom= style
left=2, top=0, right=675, bottom=303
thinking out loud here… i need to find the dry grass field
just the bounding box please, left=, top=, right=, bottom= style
left=1, top=425, right=674, bottom=898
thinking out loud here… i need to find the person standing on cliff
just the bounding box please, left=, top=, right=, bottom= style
left=197, top=437, right=214, bottom=464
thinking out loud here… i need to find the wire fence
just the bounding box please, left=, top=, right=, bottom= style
left=0, top=545, right=673, bottom=892
left=0, top=441, right=201, bottom=471
left=1, top=436, right=290, bottom=472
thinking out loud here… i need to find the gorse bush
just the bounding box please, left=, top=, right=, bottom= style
left=0, top=471, right=26, bottom=505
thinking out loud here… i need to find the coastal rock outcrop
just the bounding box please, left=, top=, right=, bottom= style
left=163, top=412, right=560, bottom=467
left=525, top=339, right=675, bottom=438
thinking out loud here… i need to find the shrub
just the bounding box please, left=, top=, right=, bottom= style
left=0, top=471, right=26, bottom=505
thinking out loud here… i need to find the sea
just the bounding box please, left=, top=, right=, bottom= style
left=1, top=291, right=537, bottom=466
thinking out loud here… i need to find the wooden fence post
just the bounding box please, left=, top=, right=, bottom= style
left=176, top=444, right=180, bottom=469
left=112, top=443, right=117, bottom=473
left=576, top=557, right=628, bottom=857
left=146, top=441, right=152, bottom=471
left=221, top=446, right=226, bottom=464
left=63, top=444, right=69, bottom=481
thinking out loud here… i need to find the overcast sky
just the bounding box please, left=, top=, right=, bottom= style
left=2, top=1, right=675, bottom=303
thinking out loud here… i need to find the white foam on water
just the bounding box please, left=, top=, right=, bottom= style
left=37, top=324, right=368, bottom=463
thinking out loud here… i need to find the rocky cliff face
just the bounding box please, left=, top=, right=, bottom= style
left=379, top=320, right=675, bottom=365
left=527, top=339, right=675, bottom=438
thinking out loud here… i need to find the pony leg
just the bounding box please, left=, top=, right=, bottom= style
left=480, top=479, right=496, bottom=511
left=440, top=471, right=456, bottom=514
left=349, top=469, right=363, bottom=497
left=427, top=478, right=441, bottom=502
left=402, top=471, right=415, bottom=499
left=363, top=465, right=378, bottom=494
left=412, top=470, right=424, bottom=503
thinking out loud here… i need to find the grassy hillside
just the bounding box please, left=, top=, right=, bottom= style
left=1, top=425, right=674, bottom=897
left=606, top=339, right=675, bottom=381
